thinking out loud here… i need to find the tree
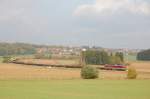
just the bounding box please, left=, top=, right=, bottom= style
left=80, top=51, right=86, bottom=66
left=108, top=55, right=122, bottom=65
left=137, top=49, right=150, bottom=61
left=82, top=50, right=124, bottom=65
left=100, top=51, right=110, bottom=64
left=115, top=52, right=124, bottom=62
left=0, top=43, right=36, bottom=56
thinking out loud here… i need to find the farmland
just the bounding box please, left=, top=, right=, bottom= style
left=0, top=59, right=150, bottom=99
left=0, top=0, right=149, bottom=98
left=0, top=60, right=150, bottom=80
left=0, top=63, right=80, bottom=80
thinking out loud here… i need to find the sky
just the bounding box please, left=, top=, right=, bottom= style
left=0, top=0, right=150, bottom=49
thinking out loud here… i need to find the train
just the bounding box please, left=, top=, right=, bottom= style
left=104, top=64, right=127, bottom=71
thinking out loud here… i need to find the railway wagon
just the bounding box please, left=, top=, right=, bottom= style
left=104, top=64, right=127, bottom=71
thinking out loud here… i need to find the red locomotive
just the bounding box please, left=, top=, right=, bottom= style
left=104, top=64, right=127, bottom=71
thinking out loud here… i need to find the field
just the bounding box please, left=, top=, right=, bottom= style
left=0, top=60, right=150, bottom=80
left=0, top=80, right=150, bottom=99
left=0, top=63, right=127, bottom=80
left=0, top=63, right=80, bottom=80
left=0, top=59, right=150, bottom=99
left=15, top=58, right=79, bottom=65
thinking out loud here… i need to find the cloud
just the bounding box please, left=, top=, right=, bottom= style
left=74, top=0, right=150, bottom=16
left=0, top=0, right=150, bottom=48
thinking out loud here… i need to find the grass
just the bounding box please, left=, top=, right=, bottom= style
left=0, top=80, right=150, bottom=99
left=0, top=59, right=150, bottom=99
left=124, top=54, right=137, bottom=61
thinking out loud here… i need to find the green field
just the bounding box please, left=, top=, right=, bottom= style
left=124, top=54, right=137, bottom=61
left=0, top=80, right=150, bottom=99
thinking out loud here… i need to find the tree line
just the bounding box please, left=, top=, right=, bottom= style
left=137, top=49, right=150, bottom=61
left=81, top=50, right=124, bottom=65
left=0, top=42, right=38, bottom=56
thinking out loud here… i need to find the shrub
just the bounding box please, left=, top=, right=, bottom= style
left=127, top=66, right=137, bottom=79
left=81, top=65, right=99, bottom=79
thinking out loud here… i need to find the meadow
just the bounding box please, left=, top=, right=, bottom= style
left=0, top=56, right=150, bottom=99
left=0, top=80, right=150, bottom=99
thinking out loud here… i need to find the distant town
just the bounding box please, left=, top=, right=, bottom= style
left=37, top=45, right=141, bottom=56
left=0, top=42, right=142, bottom=57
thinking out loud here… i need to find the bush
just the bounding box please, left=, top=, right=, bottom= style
left=127, top=66, right=137, bottom=79
left=81, top=65, right=99, bottom=79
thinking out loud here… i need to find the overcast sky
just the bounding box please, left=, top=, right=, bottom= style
left=0, top=0, right=150, bottom=49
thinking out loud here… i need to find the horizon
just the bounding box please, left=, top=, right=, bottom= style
left=0, top=41, right=146, bottom=50
left=0, top=0, right=150, bottom=49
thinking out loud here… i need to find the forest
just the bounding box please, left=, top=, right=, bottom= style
left=0, top=42, right=39, bottom=56
left=137, top=49, right=150, bottom=61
